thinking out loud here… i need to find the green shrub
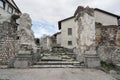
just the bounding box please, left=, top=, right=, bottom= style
left=101, top=61, right=116, bottom=71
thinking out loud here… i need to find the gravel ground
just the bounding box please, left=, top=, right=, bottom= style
left=0, top=68, right=116, bottom=80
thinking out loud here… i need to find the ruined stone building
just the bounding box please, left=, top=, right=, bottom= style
left=52, top=32, right=61, bottom=46
left=57, top=6, right=120, bottom=66
left=58, top=7, right=120, bottom=50
left=40, top=35, right=52, bottom=51
left=0, top=0, right=21, bottom=64
left=0, top=0, right=37, bottom=65
left=74, top=6, right=120, bottom=64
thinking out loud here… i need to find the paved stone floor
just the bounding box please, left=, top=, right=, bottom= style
left=0, top=68, right=116, bottom=80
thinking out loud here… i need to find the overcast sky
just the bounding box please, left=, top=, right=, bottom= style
left=14, top=0, right=120, bottom=38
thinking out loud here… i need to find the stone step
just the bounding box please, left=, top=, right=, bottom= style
left=0, top=65, right=8, bottom=69
left=41, top=56, right=62, bottom=61
left=41, top=59, right=63, bottom=61
left=30, top=65, right=83, bottom=68
left=34, top=61, right=80, bottom=65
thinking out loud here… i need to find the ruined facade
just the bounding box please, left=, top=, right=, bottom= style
left=74, top=6, right=120, bottom=65
left=58, top=6, right=120, bottom=50
left=0, top=0, right=38, bottom=65
left=57, top=6, right=120, bottom=67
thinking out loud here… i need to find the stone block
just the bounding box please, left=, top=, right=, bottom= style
left=14, top=60, right=29, bottom=68
left=85, top=56, right=100, bottom=68
left=84, top=51, right=100, bottom=68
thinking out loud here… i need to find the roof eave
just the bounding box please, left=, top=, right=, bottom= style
left=58, top=16, right=74, bottom=30
left=94, top=8, right=120, bottom=18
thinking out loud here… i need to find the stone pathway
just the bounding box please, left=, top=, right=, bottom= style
left=0, top=68, right=116, bottom=80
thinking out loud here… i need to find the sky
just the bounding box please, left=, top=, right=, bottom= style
left=14, top=0, right=120, bottom=38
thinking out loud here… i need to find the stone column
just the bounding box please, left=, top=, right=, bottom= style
left=75, top=6, right=100, bottom=68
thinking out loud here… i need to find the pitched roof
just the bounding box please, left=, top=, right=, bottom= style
left=58, top=16, right=74, bottom=30
left=74, top=6, right=120, bottom=18
left=58, top=6, right=120, bottom=30
left=6, top=0, right=21, bottom=13
left=94, top=8, right=120, bottom=18
left=53, top=32, right=61, bottom=37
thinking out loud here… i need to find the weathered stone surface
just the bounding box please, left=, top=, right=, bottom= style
left=0, top=21, right=19, bottom=65
left=14, top=61, right=29, bottom=68
left=17, top=13, right=37, bottom=53
left=116, top=30, right=120, bottom=46
left=14, top=50, right=32, bottom=68
left=40, top=35, right=52, bottom=51
left=75, top=6, right=96, bottom=55
left=83, top=51, right=100, bottom=68
left=0, top=13, right=37, bottom=66
left=96, top=23, right=118, bottom=46
left=74, top=6, right=101, bottom=68
left=95, top=23, right=120, bottom=63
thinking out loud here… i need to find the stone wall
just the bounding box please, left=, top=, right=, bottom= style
left=0, top=13, right=37, bottom=65
left=0, top=22, right=19, bottom=64
left=96, top=23, right=120, bottom=63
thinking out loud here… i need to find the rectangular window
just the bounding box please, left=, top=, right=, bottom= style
left=7, top=5, right=13, bottom=13
left=0, top=0, right=5, bottom=9
left=68, top=41, right=72, bottom=46
left=118, top=19, right=120, bottom=26
left=68, top=28, right=72, bottom=35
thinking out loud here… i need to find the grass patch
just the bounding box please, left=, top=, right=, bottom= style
left=100, top=61, right=116, bottom=72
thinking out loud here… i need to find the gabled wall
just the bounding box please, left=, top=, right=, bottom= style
left=60, top=17, right=77, bottom=49
left=95, top=10, right=118, bottom=25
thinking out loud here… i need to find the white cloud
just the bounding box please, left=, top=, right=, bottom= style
left=15, top=0, right=120, bottom=23
left=14, top=0, right=120, bottom=38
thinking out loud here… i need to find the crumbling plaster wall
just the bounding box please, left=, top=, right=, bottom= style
left=75, top=7, right=96, bottom=55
